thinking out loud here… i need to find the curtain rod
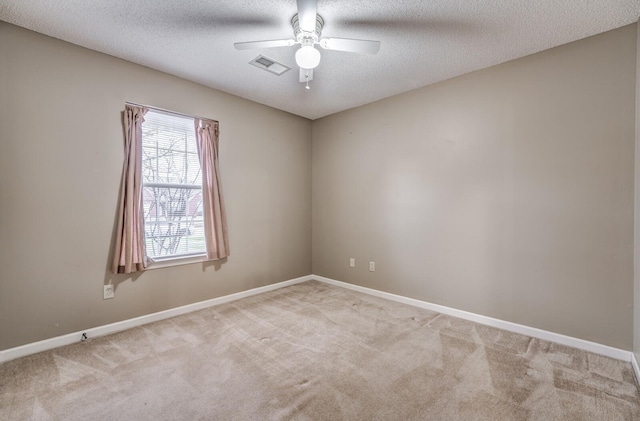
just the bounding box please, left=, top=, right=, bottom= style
left=125, top=101, right=218, bottom=124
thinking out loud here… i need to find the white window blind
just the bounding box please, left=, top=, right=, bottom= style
left=141, top=109, right=205, bottom=259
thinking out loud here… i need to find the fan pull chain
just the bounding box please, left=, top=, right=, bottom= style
left=304, top=70, right=311, bottom=90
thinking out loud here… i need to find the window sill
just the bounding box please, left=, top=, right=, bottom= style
left=146, top=254, right=207, bottom=270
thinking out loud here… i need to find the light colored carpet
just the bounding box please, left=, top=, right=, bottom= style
left=1, top=280, right=639, bottom=420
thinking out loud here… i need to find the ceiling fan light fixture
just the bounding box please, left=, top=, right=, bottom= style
left=295, top=45, right=321, bottom=69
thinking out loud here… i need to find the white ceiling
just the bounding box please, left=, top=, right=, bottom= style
left=1, top=1, right=638, bottom=120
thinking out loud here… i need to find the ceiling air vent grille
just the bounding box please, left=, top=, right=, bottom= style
left=249, top=55, right=291, bottom=76
left=256, top=56, right=274, bottom=67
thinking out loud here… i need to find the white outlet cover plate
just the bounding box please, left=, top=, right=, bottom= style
left=103, top=285, right=114, bottom=299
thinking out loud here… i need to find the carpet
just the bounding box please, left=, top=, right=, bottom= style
left=1, top=280, right=639, bottom=420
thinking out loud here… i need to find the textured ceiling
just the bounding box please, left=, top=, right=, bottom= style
left=1, top=1, right=639, bottom=120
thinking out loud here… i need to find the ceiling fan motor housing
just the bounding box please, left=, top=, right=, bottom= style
left=292, top=13, right=324, bottom=44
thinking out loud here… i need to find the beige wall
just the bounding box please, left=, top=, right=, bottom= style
left=635, top=19, right=640, bottom=362
left=0, top=22, right=312, bottom=350
left=1, top=20, right=637, bottom=353
left=313, top=25, right=637, bottom=349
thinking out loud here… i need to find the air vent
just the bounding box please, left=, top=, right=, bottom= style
left=249, top=55, right=291, bottom=76
left=256, top=56, right=274, bottom=67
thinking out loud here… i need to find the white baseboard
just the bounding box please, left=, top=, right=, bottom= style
left=632, top=353, right=640, bottom=385
left=312, top=275, right=633, bottom=363
left=1, top=273, right=634, bottom=369
left=0, top=275, right=313, bottom=364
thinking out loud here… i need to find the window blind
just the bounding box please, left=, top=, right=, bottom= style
left=141, top=109, right=205, bottom=259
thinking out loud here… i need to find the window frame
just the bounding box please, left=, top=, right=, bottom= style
left=140, top=107, right=209, bottom=267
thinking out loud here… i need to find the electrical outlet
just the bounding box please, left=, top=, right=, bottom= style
left=349, top=258, right=355, bottom=267
left=369, top=261, right=375, bottom=272
left=103, top=284, right=114, bottom=300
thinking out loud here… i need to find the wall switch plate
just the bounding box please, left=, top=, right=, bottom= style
left=103, top=284, right=114, bottom=300
left=350, top=258, right=355, bottom=267
left=369, top=261, right=375, bottom=272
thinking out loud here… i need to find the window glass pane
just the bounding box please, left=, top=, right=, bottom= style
left=142, top=147, right=158, bottom=183
left=141, top=109, right=205, bottom=259
left=186, top=135, right=198, bottom=153
left=186, top=153, right=201, bottom=184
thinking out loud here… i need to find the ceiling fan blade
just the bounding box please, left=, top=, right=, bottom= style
left=296, top=0, right=317, bottom=32
left=319, top=38, right=380, bottom=54
left=299, top=68, right=313, bottom=83
left=234, top=39, right=296, bottom=50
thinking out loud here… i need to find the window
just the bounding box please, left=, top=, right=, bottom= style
left=141, top=109, right=205, bottom=260
left=113, top=103, right=228, bottom=274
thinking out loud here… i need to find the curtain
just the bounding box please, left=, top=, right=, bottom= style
left=195, top=118, right=230, bottom=260
left=112, top=105, right=148, bottom=274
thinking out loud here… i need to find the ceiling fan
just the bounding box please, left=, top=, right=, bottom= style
left=234, top=0, right=380, bottom=89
